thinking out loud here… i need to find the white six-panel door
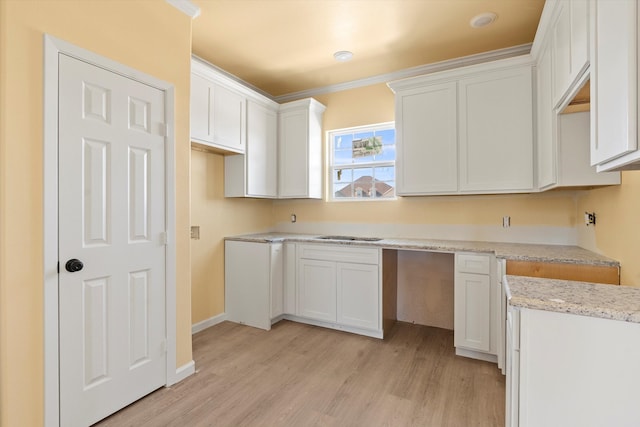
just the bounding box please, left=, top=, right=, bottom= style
left=58, top=54, right=166, bottom=426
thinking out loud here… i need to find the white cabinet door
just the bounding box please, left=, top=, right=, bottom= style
left=395, top=82, right=458, bottom=194
left=458, top=66, right=533, bottom=192
left=298, top=259, right=337, bottom=322
left=278, top=108, right=308, bottom=197
left=551, top=0, right=589, bottom=107
left=212, top=82, right=245, bottom=152
left=278, top=99, right=325, bottom=199
left=552, top=0, right=571, bottom=105
left=537, top=43, right=557, bottom=190
left=336, top=262, right=379, bottom=330
left=590, top=0, right=638, bottom=165
left=190, top=74, right=246, bottom=153
left=569, top=0, right=589, bottom=83
left=246, top=100, right=278, bottom=197
left=225, top=241, right=271, bottom=330
left=190, top=73, right=214, bottom=144
left=454, top=272, right=492, bottom=352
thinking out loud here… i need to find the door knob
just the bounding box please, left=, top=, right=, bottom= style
left=65, top=259, right=84, bottom=272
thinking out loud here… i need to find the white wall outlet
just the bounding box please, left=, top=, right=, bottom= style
left=503, top=216, right=511, bottom=228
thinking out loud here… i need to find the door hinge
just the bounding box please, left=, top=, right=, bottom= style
left=159, top=123, right=168, bottom=137
left=160, top=232, right=168, bottom=246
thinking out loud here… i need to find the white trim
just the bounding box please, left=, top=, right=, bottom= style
left=191, top=312, right=228, bottom=334
left=165, top=0, right=201, bottom=18
left=171, top=360, right=196, bottom=385
left=455, top=347, right=499, bottom=364
left=274, top=43, right=532, bottom=102
left=43, top=34, right=179, bottom=427
left=282, top=315, right=383, bottom=339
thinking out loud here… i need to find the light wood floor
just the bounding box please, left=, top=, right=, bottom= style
left=97, top=321, right=505, bottom=427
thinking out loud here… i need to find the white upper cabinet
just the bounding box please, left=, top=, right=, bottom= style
left=458, top=65, right=533, bottom=193
left=591, top=0, right=640, bottom=170
left=551, top=0, right=589, bottom=106
left=278, top=98, right=326, bottom=199
left=247, top=101, right=278, bottom=197
left=190, top=58, right=246, bottom=153
left=225, top=98, right=279, bottom=198
left=389, top=57, right=534, bottom=196
left=532, top=0, right=621, bottom=188
left=394, top=82, right=458, bottom=195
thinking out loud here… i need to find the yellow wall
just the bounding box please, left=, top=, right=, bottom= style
left=0, top=1, right=192, bottom=425
left=578, top=172, right=640, bottom=286
left=190, top=84, right=580, bottom=324
left=190, top=149, right=274, bottom=324
left=274, top=83, right=580, bottom=228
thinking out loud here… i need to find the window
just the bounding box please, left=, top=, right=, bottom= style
left=328, top=122, right=396, bottom=200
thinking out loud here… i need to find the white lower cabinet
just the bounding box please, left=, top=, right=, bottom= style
left=296, top=244, right=382, bottom=337
left=507, top=308, right=640, bottom=427
left=454, top=253, right=498, bottom=362
left=336, top=262, right=379, bottom=330
left=298, top=259, right=337, bottom=322
left=225, top=240, right=283, bottom=330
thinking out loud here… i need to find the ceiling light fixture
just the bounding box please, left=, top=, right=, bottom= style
left=470, top=12, right=498, bottom=28
left=334, top=51, right=354, bottom=62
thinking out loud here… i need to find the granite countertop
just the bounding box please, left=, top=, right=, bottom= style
left=225, top=232, right=619, bottom=267
left=505, top=275, right=640, bottom=323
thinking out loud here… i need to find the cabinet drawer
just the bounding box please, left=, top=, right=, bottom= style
left=298, top=244, right=379, bottom=265
left=456, top=253, right=491, bottom=274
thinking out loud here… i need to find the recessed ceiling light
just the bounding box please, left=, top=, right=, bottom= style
left=334, top=51, right=354, bottom=62
left=470, top=12, right=498, bottom=28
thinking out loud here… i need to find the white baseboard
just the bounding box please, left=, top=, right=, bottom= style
left=192, top=312, right=228, bottom=334
left=455, top=347, right=498, bottom=364
left=167, top=360, right=195, bottom=386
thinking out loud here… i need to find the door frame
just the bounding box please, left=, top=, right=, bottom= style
left=43, top=35, right=179, bottom=427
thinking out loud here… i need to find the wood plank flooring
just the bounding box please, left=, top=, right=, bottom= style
left=96, top=321, right=505, bottom=427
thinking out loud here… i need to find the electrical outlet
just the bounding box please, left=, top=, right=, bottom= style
left=190, top=226, right=200, bottom=240
left=585, top=212, right=596, bottom=226
left=503, top=216, right=510, bottom=228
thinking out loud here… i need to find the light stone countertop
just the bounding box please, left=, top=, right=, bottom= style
left=225, top=232, right=619, bottom=267
left=505, top=275, right=640, bottom=323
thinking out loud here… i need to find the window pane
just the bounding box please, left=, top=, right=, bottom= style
left=329, top=123, right=395, bottom=200
left=333, top=182, right=352, bottom=199
left=334, top=168, right=352, bottom=184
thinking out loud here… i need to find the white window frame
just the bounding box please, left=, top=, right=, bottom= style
left=327, top=122, right=396, bottom=201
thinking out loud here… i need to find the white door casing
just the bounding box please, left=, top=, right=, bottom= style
left=58, top=54, right=166, bottom=426
left=43, top=35, right=182, bottom=427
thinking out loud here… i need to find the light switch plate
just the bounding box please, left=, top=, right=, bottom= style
left=190, top=226, right=200, bottom=240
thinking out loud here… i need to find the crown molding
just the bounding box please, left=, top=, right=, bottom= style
left=273, top=43, right=532, bottom=103
left=166, top=0, right=201, bottom=18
